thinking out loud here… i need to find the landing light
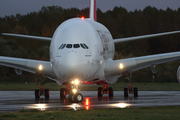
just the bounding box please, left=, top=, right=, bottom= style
left=71, top=79, right=80, bottom=85
left=119, top=63, right=123, bottom=69
left=75, top=79, right=79, bottom=85
left=72, top=88, right=77, bottom=94
left=38, top=65, right=43, bottom=70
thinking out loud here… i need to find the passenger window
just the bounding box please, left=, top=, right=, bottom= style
left=59, top=44, right=64, bottom=49
left=80, top=43, right=86, bottom=49
left=66, top=44, right=72, bottom=48
left=83, top=43, right=89, bottom=49
left=74, top=44, right=80, bottom=48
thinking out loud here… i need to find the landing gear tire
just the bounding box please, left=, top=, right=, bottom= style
left=35, top=89, right=40, bottom=99
left=124, top=87, right=128, bottom=97
left=74, top=93, right=83, bottom=103
left=68, top=94, right=74, bottom=103
left=109, top=87, right=114, bottom=97
left=98, top=87, right=103, bottom=97
left=45, top=89, right=49, bottom=99
left=134, top=87, right=138, bottom=97
left=60, top=88, right=66, bottom=98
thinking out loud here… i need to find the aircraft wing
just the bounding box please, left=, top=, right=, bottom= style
left=113, top=30, right=180, bottom=44
left=1, top=33, right=52, bottom=42
left=0, top=56, right=56, bottom=78
left=105, top=51, right=180, bottom=77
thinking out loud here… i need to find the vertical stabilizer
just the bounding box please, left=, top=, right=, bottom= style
left=89, top=0, right=97, bottom=21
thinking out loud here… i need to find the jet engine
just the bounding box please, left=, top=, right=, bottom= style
left=151, top=64, right=157, bottom=74
left=15, top=68, right=22, bottom=75
left=177, top=66, right=180, bottom=83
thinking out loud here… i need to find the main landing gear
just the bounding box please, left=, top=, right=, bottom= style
left=35, top=76, right=49, bottom=99
left=60, top=80, right=83, bottom=103
left=124, top=85, right=138, bottom=98
left=98, top=83, right=114, bottom=97
left=35, top=87, right=49, bottom=99
left=123, top=71, right=138, bottom=98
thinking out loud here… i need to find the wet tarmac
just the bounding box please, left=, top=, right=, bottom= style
left=0, top=91, right=180, bottom=112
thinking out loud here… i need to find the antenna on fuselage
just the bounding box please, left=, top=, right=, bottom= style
left=89, top=0, right=97, bottom=21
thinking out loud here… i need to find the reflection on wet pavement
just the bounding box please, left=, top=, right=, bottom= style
left=0, top=91, right=180, bottom=112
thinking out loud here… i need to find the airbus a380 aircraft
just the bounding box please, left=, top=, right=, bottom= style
left=1, top=0, right=180, bottom=103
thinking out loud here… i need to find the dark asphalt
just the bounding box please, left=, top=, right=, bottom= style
left=0, top=91, right=180, bottom=112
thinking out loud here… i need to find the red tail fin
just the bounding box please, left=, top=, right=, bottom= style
left=89, top=0, right=97, bottom=21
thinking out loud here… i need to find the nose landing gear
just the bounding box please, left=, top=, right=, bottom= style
left=60, top=80, right=83, bottom=103
left=69, top=93, right=83, bottom=103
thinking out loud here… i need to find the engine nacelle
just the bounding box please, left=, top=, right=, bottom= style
left=15, top=68, right=22, bottom=75
left=177, top=66, right=180, bottom=83
left=151, top=64, right=157, bottom=74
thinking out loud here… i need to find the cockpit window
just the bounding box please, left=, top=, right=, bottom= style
left=80, top=43, right=86, bottom=49
left=62, top=44, right=66, bottom=49
left=59, top=44, right=64, bottom=49
left=59, top=44, right=66, bottom=49
left=66, top=44, right=72, bottom=48
left=59, top=43, right=89, bottom=49
left=74, top=44, right=80, bottom=48
left=83, top=43, right=89, bottom=49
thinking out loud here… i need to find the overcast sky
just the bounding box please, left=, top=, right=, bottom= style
left=0, top=0, right=180, bottom=17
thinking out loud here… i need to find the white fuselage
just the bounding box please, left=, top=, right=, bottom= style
left=50, top=18, right=114, bottom=84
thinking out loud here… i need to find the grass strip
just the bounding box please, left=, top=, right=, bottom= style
left=0, top=106, right=180, bottom=120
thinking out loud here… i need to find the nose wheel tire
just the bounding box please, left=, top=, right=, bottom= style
left=68, top=93, right=83, bottom=103
left=68, top=94, right=74, bottom=103
left=74, top=93, right=83, bottom=102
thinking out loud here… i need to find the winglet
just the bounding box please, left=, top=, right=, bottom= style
left=89, top=0, right=97, bottom=21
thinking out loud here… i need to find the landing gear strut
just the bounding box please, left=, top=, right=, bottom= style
left=97, top=83, right=114, bottom=97
left=35, top=76, right=49, bottom=99
left=123, top=71, right=138, bottom=98
left=60, top=80, right=83, bottom=103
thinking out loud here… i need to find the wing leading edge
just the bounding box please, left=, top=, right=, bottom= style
left=2, top=33, right=52, bottom=42
left=113, top=30, right=180, bottom=44
left=0, top=56, right=56, bottom=78
left=105, top=51, right=180, bottom=77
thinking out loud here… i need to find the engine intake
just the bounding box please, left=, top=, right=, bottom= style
left=15, top=68, right=22, bottom=75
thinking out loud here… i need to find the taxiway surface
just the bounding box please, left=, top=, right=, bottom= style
left=0, top=91, right=180, bottom=112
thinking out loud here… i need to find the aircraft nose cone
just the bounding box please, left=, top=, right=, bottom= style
left=57, top=55, right=86, bottom=80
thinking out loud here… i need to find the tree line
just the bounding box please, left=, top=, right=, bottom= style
left=0, top=6, right=180, bottom=83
